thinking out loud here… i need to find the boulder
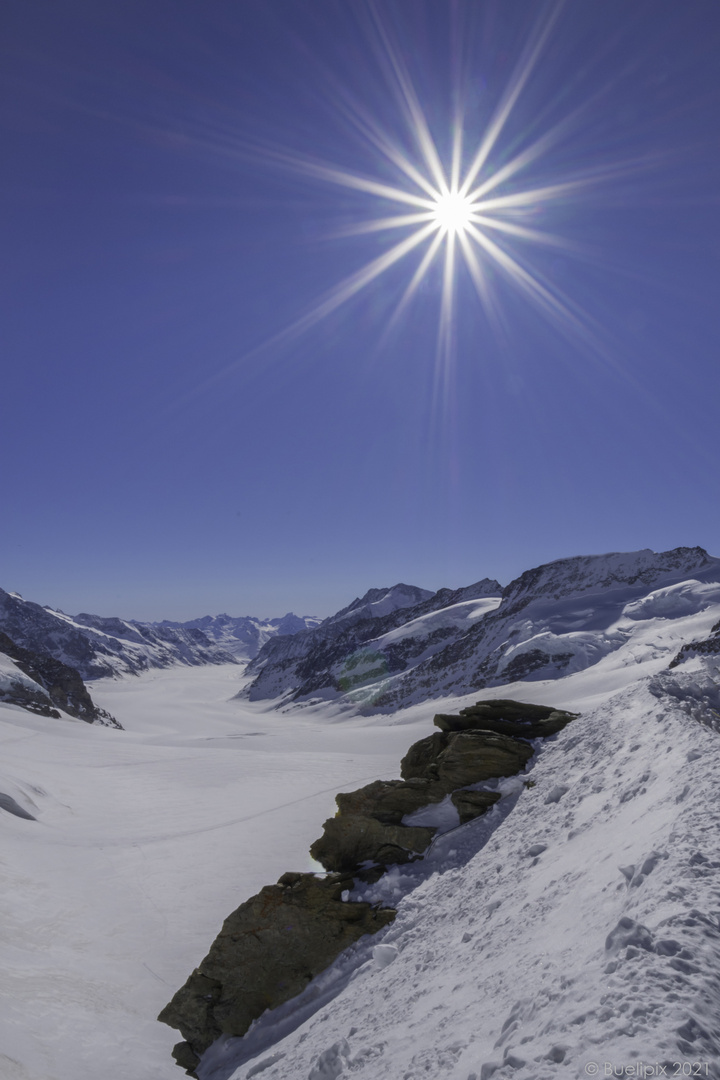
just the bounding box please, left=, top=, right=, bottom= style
left=158, top=872, right=395, bottom=1074
left=434, top=730, right=534, bottom=791
left=335, top=777, right=445, bottom=824
left=400, top=731, right=450, bottom=780
left=401, top=727, right=534, bottom=792
left=434, top=699, right=577, bottom=739
left=310, top=814, right=436, bottom=873
left=451, top=789, right=502, bottom=824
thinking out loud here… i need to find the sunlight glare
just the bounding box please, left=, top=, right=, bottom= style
left=430, top=190, right=474, bottom=235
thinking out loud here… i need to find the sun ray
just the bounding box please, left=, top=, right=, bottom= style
left=368, top=3, right=450, bottom=194
left=379, top=229, right=446, bottom=342
left=459, top=1, right=565, bottom=196
left=331, top=211, right=438, bottom=238
left=464, top=221, right=588, bottom=341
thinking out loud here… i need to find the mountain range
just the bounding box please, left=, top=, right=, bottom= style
left=243, top=545, right=720, bottom=710
left=3, top=547, right=719, bottom=728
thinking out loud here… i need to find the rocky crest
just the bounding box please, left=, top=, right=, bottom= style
left=668, top=617, right=720, bottom=669
left=159, top=699, right=576, bottom=1075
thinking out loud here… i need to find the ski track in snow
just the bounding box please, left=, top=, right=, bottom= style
left=1, top=577, right=720, bottom=1080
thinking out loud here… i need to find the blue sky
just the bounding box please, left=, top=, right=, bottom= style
left=2, top=0, right=720, bottom=621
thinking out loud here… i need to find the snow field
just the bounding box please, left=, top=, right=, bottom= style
left=0, top=665, right=419, bottom=1080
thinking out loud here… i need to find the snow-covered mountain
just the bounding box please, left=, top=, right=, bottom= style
left=0, top=587, right=239, bottom=679
left=243, top=547, right=720, bottom=711
left=154, top=612, right=322, bottom=660
left=243, top=579, right=503, bottom=702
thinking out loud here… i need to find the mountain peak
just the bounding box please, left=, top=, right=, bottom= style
left=324, top=583, right=435, bottom=626
left=501, top=546, right=714, bottom=612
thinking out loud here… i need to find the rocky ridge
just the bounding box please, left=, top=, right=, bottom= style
left=159, top=699, right=576, bottom=1076
left=0, top=630, right=120, bottom=726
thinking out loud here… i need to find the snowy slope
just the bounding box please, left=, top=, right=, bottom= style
left=201, top=659, right=720, bottom=1080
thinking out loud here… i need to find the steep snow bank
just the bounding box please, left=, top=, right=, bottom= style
left=200, top=663, right=720, bottom=1080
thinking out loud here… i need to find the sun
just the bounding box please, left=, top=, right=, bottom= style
left=430, top=190, right=475, bottom=236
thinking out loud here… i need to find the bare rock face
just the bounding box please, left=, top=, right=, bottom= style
left=335, top=777, right=445, bottom=824
left=0, top=630, right=120, bottom=726
left=451, top=788, right=502, bottom=824
left=400, top=731, right=450, bottom=781
left=310, top=814, right=437, bottom=873
left=433, top=730, right=534, bottom=790
left=433, top=699, right=577, bottom=738
left=400, top=724, right=535, bottom=791
left=158, top=872, right=395, bottom=1075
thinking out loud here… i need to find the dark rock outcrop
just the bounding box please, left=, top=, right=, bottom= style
left=434, top=699, right=578, bottom=739
left=451, top=789, right=502, bottom=824
left=335, top=778, right=446, bottom=823
left=413, top=729, right=534, bottom=790
left=0, top=630, right=120, bottom=726
left=160, top=698, right=578, bottom=1075
left=310, top=814, right=437, bottom=874
left=158, top=871, right=395, bottom=1075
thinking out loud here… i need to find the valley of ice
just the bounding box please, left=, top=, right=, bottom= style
left=2, top=552, right=720, bottom=1080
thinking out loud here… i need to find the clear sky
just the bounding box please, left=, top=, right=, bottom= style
left=2, top=0, right=720, bottom=621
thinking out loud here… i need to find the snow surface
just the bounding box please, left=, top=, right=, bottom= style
left=2, top=571, right=720, bottom=1080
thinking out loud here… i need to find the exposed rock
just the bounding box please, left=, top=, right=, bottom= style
left=434, top=730, right=534, bottom=790
left=0, top=676, right=61, bottom=719
left=451, top=789, right=502, bottom=824
left=400, top=731, right=450, bottom=780
left=668, top=617, right=720, bottom=669
left=161, top=697, right=578, bottom=1074
left=158, top=872, right=395, bottom=1073
left=0, top=630, right=120, bottom=726
left=335, top=777, right=445, bottom=824
left=310, top=814, right=436, bottom=873
left=434, top=699, right=578, bottom=738
left=400, top=723, right=535, bottom=792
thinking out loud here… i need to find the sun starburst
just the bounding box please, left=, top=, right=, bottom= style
left=237, top=1, right=602, bottom=377
left=178, top=2, right=635, bottom=412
